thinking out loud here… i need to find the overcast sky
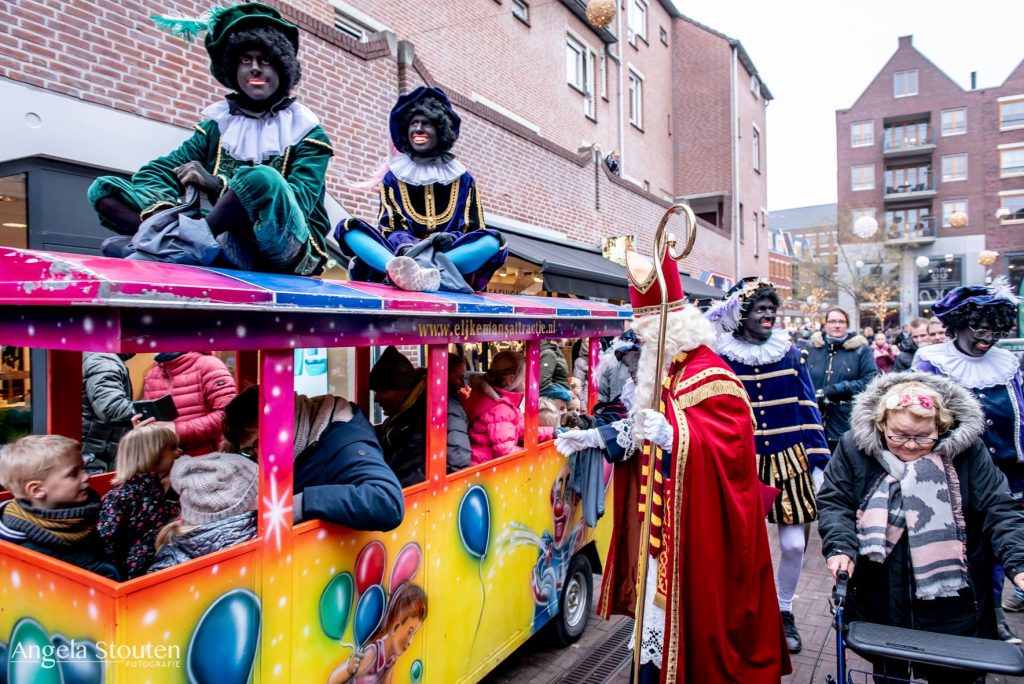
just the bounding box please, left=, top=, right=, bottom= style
left=669, top=0, right=1024, bottom=211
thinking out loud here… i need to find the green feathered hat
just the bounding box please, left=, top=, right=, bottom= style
left=152, top=3, right=299, bottom=85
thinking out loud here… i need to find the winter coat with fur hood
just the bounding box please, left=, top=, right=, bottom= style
left=464, top=376, right=524, bottom=465
left=805, top=331, right=877, bottom=442
left=818, top=372, right=1024, bottom=638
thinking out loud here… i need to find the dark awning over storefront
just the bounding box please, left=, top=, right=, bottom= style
left=499, top=224, right=725, bottom=301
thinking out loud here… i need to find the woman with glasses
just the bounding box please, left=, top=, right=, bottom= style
left=818, top=373, right=1024, bottom=682
left=913, top=279, right=1024, bottom=641
left=806, top=307, right=878, bottom=460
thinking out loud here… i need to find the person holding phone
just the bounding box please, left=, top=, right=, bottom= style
left=81, top=353, right=137, bottom=474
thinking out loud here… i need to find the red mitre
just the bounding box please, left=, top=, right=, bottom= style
left=625, top=242, right=686, bottom=318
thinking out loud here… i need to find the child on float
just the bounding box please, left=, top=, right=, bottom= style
left=328, top=581, right=427, bottom=684
left=88, top=3, right=333, bottom=275
left=98, top=425, right=182, bottom=579
left=148, top=452, right=257, bottom=572
left=0, top=435, right=119, bottom=580
left=336, top=87, right=507, bottom=292
left=538, top=398, right=561, bottom=442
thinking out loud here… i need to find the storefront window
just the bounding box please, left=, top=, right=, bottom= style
left=0, top=174, right=30, bottom=443
left=917, top=256, right=963, bottom=316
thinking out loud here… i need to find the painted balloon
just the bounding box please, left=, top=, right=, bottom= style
left=353, top=585, right=386, bottom=648
left=410, top=658, right=424, bottom=684
left=0, top=641, right=8, bottom=684
left=458, top=485, right=491, bottom=560
left=354, top=541, right=387, bottom=595
left=389, top=542, right=422, bottom=591
left=51, top=635, right=103, bottom=684
left=318, top=572, right=354, bottom=640
left=8, top=619, right=62, bottom=684
left=187, top=590, right=261, bottom=684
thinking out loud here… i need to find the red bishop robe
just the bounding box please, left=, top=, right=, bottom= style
left=598, top=344, right=791, bottom=683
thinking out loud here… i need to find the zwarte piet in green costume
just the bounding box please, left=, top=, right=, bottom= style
left=88, top=2, right=333, bottom=275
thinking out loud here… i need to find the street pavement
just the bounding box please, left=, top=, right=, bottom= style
left=483, top=523, right=1024, bottom=683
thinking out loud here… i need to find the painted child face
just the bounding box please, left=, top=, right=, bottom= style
left=236, top=48, right=279, bottom=101
left=389, top=616, right=422, bottom=656
left=739, top=296, right=776, bottom=344
left=407, top=114, right=438, bottom=155
left=32, top=452, right=90, bottom=509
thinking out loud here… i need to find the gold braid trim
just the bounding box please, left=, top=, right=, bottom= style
left=750, top=396, right=800, bottom=408
left=397, top=178, right=460, bottom=231
left=213, top=145, right=223, bottom=175
left=280, top=146, right=292, bottom=178
left=736, top=368, right=798, bottom=381
left=662, top=399, right=690, bottom=682
left=755, top=423, right=825, bottom=437
left=674, top=381, right=753, bottom=415
left=193, top=124, right=207, bottom=136
left=384, top=186, right=410, bottom=234
left=674, top=365, right=744, bottom=395
left=302, top=136, right=334, bottom=152
left=140, top=201, right=176, bottom=219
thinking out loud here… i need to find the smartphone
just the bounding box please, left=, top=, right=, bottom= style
left=132, top=394, right=179, bottom=422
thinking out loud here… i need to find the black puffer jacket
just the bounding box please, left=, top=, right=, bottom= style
left=818, top=372, right=1024, bottom=638
left=81, top=353, right=135, bottom=469
left=805, top=332, right=877, bottom=442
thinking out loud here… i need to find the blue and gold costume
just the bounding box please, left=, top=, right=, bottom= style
left=716, top=330, right=830, bottom=524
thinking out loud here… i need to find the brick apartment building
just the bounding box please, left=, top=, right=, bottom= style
left=835, top=35, right=1024, bottom=327
left=0, top=0, right=772, bottom=294
left=769, top=203, right=836, bottom=326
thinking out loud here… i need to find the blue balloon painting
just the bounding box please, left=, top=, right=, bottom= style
left=410, top=658, right=424, bottom=684
left=7, top=619, right=61, bottom=684
left=458, top=485, right=491, bottom=560
left=353, top=585, right=386, bottom=648
left=50, top=635, right=103, bottom=684
left=186, top=589, right=261, bottom=684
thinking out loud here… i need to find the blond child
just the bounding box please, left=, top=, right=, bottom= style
left=329, top=581, right=427, bottom=684
left=98, top=425, right=181, bottom=579
left=0, top=435, right=119, bottom=579
left=538, top=397, right=560, bottom=442
left=148, top=452, right=258, bottom=572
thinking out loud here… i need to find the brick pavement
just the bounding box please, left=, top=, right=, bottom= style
left=483, top=522, right=1024, bottom=683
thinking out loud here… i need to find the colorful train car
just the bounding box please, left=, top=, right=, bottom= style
left=0, top=248, right=629, bottom=683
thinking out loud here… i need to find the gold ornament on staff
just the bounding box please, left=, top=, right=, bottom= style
left=585, top=0, right=616, bottom=29
left=631, top=203, right=696, bottom=678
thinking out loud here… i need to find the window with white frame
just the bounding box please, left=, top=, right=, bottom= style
left=628, top=69, right=643, bottom=128
left=566, top=34, right=595, bottom=118
left=752, top=125, right=761, bottom=172
left=942, top=199, right=968, bottom=227
left=941, top=153, right=967, bottom=182
left=999, top=191, right=1024, bottom=223
left=941, top=108, right=966, bottom=136
left=333, top=7, right=380, bottom=41
left=1000, top=98, right=1024, bottom=130
left=751, top=75, right=761, bottom=100
left=894, top=69, right=918, bottom=98
left=850, top=120, right=874, bottom=147
left=851, top=164, right=875, bottom=191
left=511, top=0, right=529, bottom=24
left=628, top=0, right=647, bottom=44
left=1000, top=145, right=1024, bottom=177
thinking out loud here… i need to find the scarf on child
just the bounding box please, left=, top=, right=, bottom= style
left=2, top=492, right=101, bottom=547
left=293, top=394, right=354, bottom=458
left=856, top=450, right=970, bottom=599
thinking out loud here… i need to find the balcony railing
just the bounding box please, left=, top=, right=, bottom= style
left=884, top=178, right=936, bottom=200
left=883, top=126, right=935, bottom=155
left=885, top=217, right=937, bottom=244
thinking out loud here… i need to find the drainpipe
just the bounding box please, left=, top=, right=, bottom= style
left=614, top=11, right=626, bottom=175
left=730, top=45, right=740, bottom=282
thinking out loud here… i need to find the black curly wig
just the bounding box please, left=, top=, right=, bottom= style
left=940, top=301, right=1017, bottom=336
left=396, top=96, right=459, bottom=157
left=215, top=27, right=301, bottom=97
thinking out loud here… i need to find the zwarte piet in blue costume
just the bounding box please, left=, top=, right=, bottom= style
left=336, top=87, right=507, bottom=292
left=706, top=277, right=830, bottom=655
left=88, top=3, right=334, bottom=275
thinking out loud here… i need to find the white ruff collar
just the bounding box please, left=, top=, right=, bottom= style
left=202, top=100, right=320, bottom=163
left=716, top=329, right=791, bottom=366
left=916, top=340, right=1019, bottom=389
left=388, top=152, right=467, bottom=186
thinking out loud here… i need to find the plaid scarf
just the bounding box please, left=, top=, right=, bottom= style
left=2, top=493, right=101, bottom=547
left=856, top=450, right=970, bottom=599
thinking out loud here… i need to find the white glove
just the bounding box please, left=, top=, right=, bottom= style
left=555, top=428, right=605, bottom=456
left=642, top=409, right=673, bottom=451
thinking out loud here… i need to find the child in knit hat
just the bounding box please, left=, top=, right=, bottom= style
left=148, top=452, right=258, bottom=573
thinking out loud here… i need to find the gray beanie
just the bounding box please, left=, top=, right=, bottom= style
left=170, top=452, right=258, bottom=525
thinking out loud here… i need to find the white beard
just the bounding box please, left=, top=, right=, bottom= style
left=630, top=305, right=716, bottom=445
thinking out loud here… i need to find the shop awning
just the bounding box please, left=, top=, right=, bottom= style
left=496, top=221, right=725, bottom=301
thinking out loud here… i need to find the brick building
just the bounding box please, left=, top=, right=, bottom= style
left=0, top=0, right=771, bottom=291
left=835, top=35, right=1024, bottom=327
left=769, top=203, right=836, bottom=326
